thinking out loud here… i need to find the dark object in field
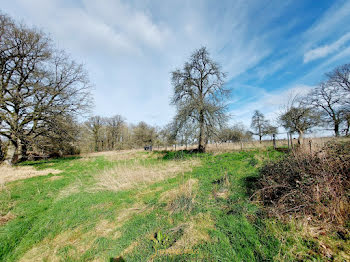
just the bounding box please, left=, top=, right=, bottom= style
left=27, top=153, right=49, bottom=161
left=144, top=145, right=152, bottom=151
left=110, top=257, right=125, bottom=262
left=254, top=141, right=350, bottom=227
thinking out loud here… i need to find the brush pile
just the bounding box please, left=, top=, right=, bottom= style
left=256, top=141, right=350, bottom=227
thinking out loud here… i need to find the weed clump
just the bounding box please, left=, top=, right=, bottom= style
left=255, top=141, right=350, bottom=228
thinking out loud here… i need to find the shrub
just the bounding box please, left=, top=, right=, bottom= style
left=255, top=141, right=350, bottom=227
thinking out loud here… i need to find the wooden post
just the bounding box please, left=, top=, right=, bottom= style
left=273, top=134, right=276, bottom=149
left=287, top=133, right=290, bottom=149
left=290, top=133, right=293, bottom=149
left=309, top=140, right=312, bottom=154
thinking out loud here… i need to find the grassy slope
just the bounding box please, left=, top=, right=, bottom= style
left=0, top=150, right=340, bottom=261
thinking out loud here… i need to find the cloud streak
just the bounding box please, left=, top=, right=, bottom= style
left=1, top=0, right=350, bottom=128
left=304, top=32, right=350, bottom=63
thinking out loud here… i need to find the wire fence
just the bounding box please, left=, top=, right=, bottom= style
left=153, top=129, right=349, bottom=154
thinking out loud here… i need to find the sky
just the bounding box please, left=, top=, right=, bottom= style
left=2, top=0, right=350, bottom=131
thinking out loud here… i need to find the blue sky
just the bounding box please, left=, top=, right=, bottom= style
left=2, top=0, right=350, bottom=129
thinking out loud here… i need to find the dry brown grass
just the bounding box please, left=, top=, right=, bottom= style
left=0, top=164, right=61, bottom=185
left=0, top=212, right=16, bottom=226
left=95, top=159, right=200, bottom=192
left=19, top=227, right=95, bottom=262
left=153, top=137, right=350, bottom=154
left=160, top=179, right=198, bottom=203
left=56, top=181, right=82, bottom=200
left=116, top=202, right=149, bottom=224
left=81, top=149, right=149, bottom=161
left=169, top=213, right=213, bottom=249
left=48, top=175, right=63, bottom=181
left=154, top=213, right=214, bottom=257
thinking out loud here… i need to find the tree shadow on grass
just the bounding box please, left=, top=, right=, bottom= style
left=18, top=156, right=81, bottom=167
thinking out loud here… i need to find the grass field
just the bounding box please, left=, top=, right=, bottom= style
left=0, top=149, right=348, bottom=261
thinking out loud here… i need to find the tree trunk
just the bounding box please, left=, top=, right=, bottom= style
left=297, top=130, right=304, bottom=145
left=198, top=110, right=205, bottom=152
left=0, top=141, right=3, bottom=161
left=259, top=135, right=262, bottom=143
left=334, top=122, right=340, bottom=137
left=4, top=140, right=17, bottom=165
left=17, top=138, right=28, bottom=162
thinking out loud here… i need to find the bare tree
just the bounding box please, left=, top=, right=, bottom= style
left=326, top=63, right=350, bottom=94
left=308, top=82, right=345, bottom=137
left=171, top=47, right=230, bottom=152
left=85, top=116, right=104, bottom=152
left=344, top=111, right=350, bottom=136
left=217, top=123, right=252, bottom=143
left=132, top=121, right=157, bottom=148
left=250, top=110, right=276, bottom=142
left=279, top=96, right=320, bottom=145
left=0, top=13, right=91, bottom=164
left=158, top=123, right=177, bottom=149
left=106, top=115, right=125, bottom=150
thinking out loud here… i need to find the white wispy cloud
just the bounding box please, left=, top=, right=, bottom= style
left=229, top=84, right=314, bottom=128
left=1, top=0, right=349, bottom=128
left=304, top=32, right=350, bottom=63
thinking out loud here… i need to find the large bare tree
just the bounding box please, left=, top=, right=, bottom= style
left=279, top=96, right=320, bottom=145
left=171, top=47, right=230, bottom=152
left=326, top=63, right=350, bottom=94
left=308, top=82, right=345, bottom=137
left=0, top=13, right=91, bottom=164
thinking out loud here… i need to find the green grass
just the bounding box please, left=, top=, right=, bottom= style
left=0, top=149, right=345, bottom=261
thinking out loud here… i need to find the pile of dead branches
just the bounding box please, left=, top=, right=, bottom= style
left=255, top=141, right=350, bottom=226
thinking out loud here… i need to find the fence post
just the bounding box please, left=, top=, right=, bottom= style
left=309, top=140, right=312, bottom=154
left=273, top=134, right=276, bottom=149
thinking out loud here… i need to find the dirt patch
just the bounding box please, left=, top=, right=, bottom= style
left=0, top=165, right=61, bottom=185
left=96, top=159, right=200, bottom=192
left=0, top=212, right=16, bottom=226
